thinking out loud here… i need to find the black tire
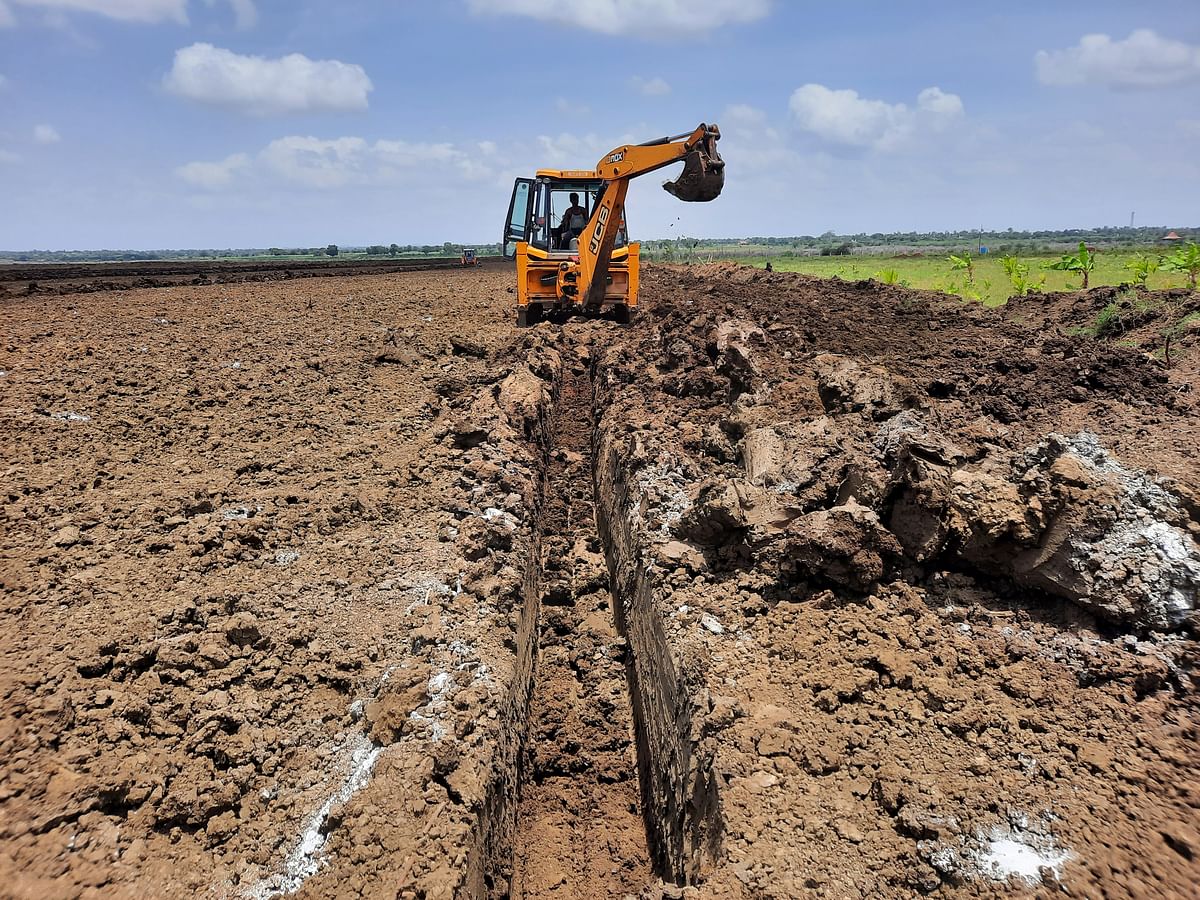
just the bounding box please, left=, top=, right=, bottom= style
left=517, top=304, right=544, bottom=327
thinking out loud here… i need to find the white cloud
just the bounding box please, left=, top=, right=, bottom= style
left=717, top=103, right=801, bottom=177
left=630, top=75, right=671, bottom=96
left=176, top=152, right=248, bottom=188
left=535, top=131, right=635, bottom=168
left=0, top=148, right=20, bottom=164
left=1036, top=29, right=1200, bottom=89
left=376, top=138, right=477, bottom=173
left=3, top=0, right=253, bottom=26
left=257, top=136, right=366, bottom=187
left=917, top=86, right=963, bottom=117
left=7, top=0, right=187, bottom=24
left=466, top=0, right=770, bottom=36
left=163, top=43, right=372, bottom=116
left=33, top=124, right=61, bottom=143
left=788, top=83, right=963, bottom=151
left=178, top=135, right=494, bottom=191
left=789, top=85, right=904, bottom=147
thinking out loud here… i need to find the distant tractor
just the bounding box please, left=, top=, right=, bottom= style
left=461, top=248, right=479, bottom=267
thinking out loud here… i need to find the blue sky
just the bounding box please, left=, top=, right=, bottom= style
left=1, top=0, right=1198, bottom=249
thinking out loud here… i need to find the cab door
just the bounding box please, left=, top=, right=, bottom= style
left=503, top=178, right=534, bottom=259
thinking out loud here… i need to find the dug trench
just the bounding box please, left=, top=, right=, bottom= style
left=508, top=351, right=654, bottom=898
left=501, top=333, right=728, bottom=899
left=495, top=265, right=1200, bottom=898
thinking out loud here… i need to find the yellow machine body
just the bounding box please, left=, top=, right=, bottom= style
left=511, top=169, right=641, bottom=326
left=503, top=124, right=723, bottom=326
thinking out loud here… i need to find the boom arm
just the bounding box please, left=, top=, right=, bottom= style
left=578, top=123, right=723, bottom=309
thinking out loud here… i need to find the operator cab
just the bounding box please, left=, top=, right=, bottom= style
left=504, top=172, right=628, bottom=258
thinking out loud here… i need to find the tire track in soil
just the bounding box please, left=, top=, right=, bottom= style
left=510, top=351, right=654, bottom=899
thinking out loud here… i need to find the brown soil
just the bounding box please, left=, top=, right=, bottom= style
left=0, top=257, right=476, bottom=300
left=510, top=357, right=653, bottom=898
left=1, top=261, right=1197, bottom=899
left=1005, top=284, right=1200, bottom=389
left=590, top=264, right=1199, bottom=898
left=0, top=268, right=546, bottom=898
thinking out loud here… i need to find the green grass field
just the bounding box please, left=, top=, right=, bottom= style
left=734, top=250, right=1192, bottom=307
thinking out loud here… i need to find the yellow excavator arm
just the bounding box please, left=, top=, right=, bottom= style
left=579, top=123, right=724, bottom=308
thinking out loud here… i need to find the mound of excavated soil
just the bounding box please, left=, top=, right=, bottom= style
left=1005, top=284, right=1200, bottom=388
left=1, top=262, right=1197, bottom=900
left=587, top=264, right=1199, bottom=898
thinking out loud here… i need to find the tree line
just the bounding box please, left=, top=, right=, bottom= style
left=2, top=227, right=1190, bottom=264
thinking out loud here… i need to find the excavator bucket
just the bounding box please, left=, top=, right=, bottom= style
left=663, top=127, right=725, bottom=202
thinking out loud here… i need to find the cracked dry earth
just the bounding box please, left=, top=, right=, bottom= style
left=1, top=262, right=1198, bottom=899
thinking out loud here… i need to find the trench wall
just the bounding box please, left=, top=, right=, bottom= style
left=474, top=346, right=724, bottom=894
left=593, top=422, right=723, bottom=884
left=465, top=537, right=545, bottom=896
left=463, top=360, right=562, bottom=898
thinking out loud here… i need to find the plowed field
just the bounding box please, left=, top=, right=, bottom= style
left=1, top=263, right=1196, bottom=899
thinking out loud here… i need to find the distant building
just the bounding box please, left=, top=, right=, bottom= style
left=1162, top=231, right=1184, bottom=241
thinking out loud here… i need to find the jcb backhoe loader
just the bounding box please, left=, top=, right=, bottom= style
left=502, top=123, right=724, bottom=326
